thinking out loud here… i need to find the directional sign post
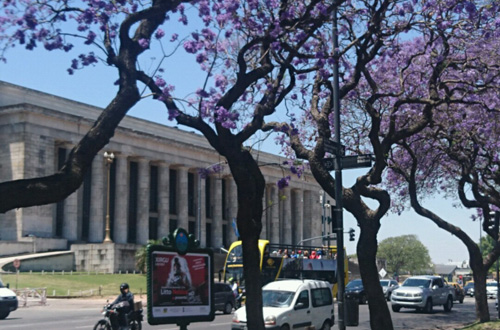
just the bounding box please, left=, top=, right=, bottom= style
left=324, top=139, right=346, bottom=156
left=322, top=154, right=373, bottom=171
left=341, top=155, right=372, bottom=169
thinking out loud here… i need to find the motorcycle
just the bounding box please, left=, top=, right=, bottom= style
left=93, top=301, right=143, bottom=330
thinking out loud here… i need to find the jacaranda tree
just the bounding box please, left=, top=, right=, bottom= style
left=386, top=18, right=500, bottom=321
left=264, top=1, right=497, bottom=328
left=0, top=1, right=347, bottom=329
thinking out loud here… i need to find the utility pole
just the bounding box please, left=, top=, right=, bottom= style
left=332, top=7, right=345, bottom=330
left=332, top=6, right=346, bottom=330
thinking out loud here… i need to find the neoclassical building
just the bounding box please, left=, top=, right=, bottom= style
left=0, top=81, right=324, bottom=256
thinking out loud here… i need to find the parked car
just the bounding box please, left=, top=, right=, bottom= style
left=232, top=279, right=334, bottom=330
left=0, top=279, right=18, bottom=319
left=391, top=275, right=454, bottom=313
left=487, top=281, right=499, bottom=299
left=214, top=282, right=236, bottom=314
left=380, top=279, right=399, bottom=301
left=448, top=282, right=465, bottom=303
left=463, top=282, right=475, bottom=297
left=345, top=279, right=367, bottom=304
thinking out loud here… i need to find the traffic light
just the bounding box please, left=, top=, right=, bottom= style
left=349, top=228, right=355, bottom=241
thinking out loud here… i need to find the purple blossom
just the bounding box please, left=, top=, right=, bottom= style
left=276, top=176, right=291, bottom=190
left=154, top=29, right=165, bottom=39
left=170, top=33, right=179, bottom=42
left=138, top=38, right=149, bottom=49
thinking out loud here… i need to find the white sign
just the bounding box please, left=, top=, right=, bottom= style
left=379, top=268, right=387, bottom=278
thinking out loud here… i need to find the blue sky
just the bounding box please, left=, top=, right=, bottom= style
left=0, top=30, right=480, bottom=267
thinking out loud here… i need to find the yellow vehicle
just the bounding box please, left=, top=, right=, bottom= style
left=222, top=239, right=348, bottom=298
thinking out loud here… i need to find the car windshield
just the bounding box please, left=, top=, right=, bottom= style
left=402, top=278, right=431, bottom=288
left=465, top=283, right=474, bottom=288
left=380, top=280, right=389, bottom=287
left=487, top=282, right=498, bottom=287
left=0, top=280, right=4, bottom=288
left=262, top=290, right=295, bottom=308
left=346, top=279, right=363, bottom=288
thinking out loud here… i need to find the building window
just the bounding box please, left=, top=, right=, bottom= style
left=206, top=223, right=212, bottom=247
left=150, top=165, right=159, bottom=213
left=149, top=217, right=158, bottom=240
left=222, top=178, right=227, bottom=220
left=223, top=224, right=228, bottom=248
left=55, top=147, right=66, bottom=237
left=188, top=220, right=195, bottom=236
left=188, top=172, right=195, bottom=216
left=205, top=176, right=212, bottom=218
left=128, top=161, right=138, bottom=243
left=81, top=167, right=92, bottom=241
left=169, top=219, right=178, bottom=234
left=169, top=169, right=177, bottom=215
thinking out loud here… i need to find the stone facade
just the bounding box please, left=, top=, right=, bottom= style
left=0, top=81, right=325, bottom=266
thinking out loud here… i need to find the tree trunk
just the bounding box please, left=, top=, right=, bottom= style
left=469, top=251, right=490, bottom=322
left=226, top=148, right=266, bottom=330
left=357, top=220, right=394, bottom=330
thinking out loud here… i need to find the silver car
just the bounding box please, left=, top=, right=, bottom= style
left=380, top=279, right=399, bottom=301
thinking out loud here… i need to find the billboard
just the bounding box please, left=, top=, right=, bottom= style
left=148, top=246, right=214, bottom=325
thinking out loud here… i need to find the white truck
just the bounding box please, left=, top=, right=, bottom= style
left=390, top=275, right=454, bottom=313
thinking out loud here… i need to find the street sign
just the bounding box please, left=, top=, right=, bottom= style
left=321, top=158, right=336, bottom=171
left=324, top=139, right=346, bottom=156
left=379, top=268, right=387, bottom=278
left=341, top=154, right=372, bottom=169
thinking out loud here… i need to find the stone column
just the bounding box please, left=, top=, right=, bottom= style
left=260, top=185, right=268, bottom=239
left=158, top=163, right=170, bottom=238
left=137, top=158, right=150, bottom=244
left=114, top=154, right=129, bottom=243
left=292, top=189, right=304, bottom=245
left=177, top=167, right=189, bottom=230
left=228, top=179, right=238, bottom=243
left=89, top=155, right=105, bottom=242
left=270, top=185, right=280, bottom=243
left=197, top=173, right=207, bottom=247
left=303, top=190, right=312, bottom=246
left=282, top=188, right=292, bottom=245
left=212, top=177, right=223, bottom=248
left=63, top=190, right=79, bottom=241
left=312, top=190, right=322, bottom=238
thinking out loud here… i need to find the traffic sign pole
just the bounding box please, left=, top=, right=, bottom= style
left=332, top=7, right=345, bottom=330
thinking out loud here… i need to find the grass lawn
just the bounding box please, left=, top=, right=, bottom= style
left=0, top=272, right=147, bottom=297
left=461, top=321, right=500, bottom=330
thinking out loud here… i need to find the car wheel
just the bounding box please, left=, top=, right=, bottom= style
left=387, top=292, right=391, bottom=301
left=223, top=302, right=233, bottom=314
left=0, top=310, right=10, bottom=320
left=459, top=298, right=464, bottom=304
left=423, top=298, right=433, bottom=314
left=443, top=296, right=453, bottom=312
left=359, top=294, right=367, bottom=305
left=280, top=325, right=290, bottom=330
left=320, top=320, right=331, bottom=330
left=391, top=304, right=401, bottom=312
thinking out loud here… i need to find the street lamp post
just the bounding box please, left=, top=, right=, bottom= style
left=103, top=151, right=114, bottom=243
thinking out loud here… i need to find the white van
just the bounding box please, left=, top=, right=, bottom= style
left=0, top=278, right=18, bottom=319
left=232, top=279, right=334, bottom=330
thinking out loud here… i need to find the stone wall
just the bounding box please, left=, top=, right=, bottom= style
left=71, top=243, right=138, bottom=273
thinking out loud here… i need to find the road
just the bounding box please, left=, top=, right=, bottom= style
left=0, top=296, right=497, bottom=329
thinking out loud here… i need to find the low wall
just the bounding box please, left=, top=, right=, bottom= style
left=71, top=243, right=138, bottom=273
left=0, top=238, right=67, bottom=257
left=2, top=252, right=74, bottom=272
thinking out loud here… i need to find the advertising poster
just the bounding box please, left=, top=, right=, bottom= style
left=151, top=251, right=211, bottom=318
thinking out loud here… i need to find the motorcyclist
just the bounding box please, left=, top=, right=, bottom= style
left=110, top=283, right=134, bottom=330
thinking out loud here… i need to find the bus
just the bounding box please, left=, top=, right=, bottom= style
left=222, top=239, right=348, bottom=298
